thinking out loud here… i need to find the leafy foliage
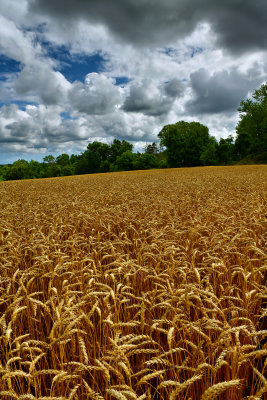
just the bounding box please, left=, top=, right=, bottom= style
left=236, top=82, right=267, bottom=159
left=158, top=121, right=211, bottom=167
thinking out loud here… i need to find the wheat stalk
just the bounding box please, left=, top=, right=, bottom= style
left=201, top=380, right=241, bottom=400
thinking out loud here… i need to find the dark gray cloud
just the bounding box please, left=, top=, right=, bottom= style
left=28, top=0, right=267, bottom=53
left=5, top=121, right=32, bottom=139
left=123, top=81, right=177, bottom=116
left=185, top=67, right=263, bottom=114
left=211, top=2, right=267, bottom=53
left=164, top=79, right=184, bottom=98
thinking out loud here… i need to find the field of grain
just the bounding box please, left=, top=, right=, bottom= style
left=0, top=165, right=266, bottom=400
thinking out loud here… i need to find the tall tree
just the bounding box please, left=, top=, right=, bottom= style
left=43, top=155, right=55, bottom=164
left=109, top=139, right=133, bottom=163
left=158, top=121, right=210, bottom=167
left=5, top=160, right=29, bottom=180
left=81, top=142, right=110, bottom=173
left=236, top=82, right=267, bottom=158
left=115, top=150, right=137, bottom=171
left=200, top=136, right=219, bottom=165
left=137, top=153, right=159, bottom=169
left=56, top=154, right=70, bottom=167
left=144, top=142, right=159, bottom=155
left=217, top=136, right=236, bottom=164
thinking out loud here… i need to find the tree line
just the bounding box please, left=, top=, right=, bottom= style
left=0, top=82, right=266, bottom=181
left=0, top=140, right=164, bottom=181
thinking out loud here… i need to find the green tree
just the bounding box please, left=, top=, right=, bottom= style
left=70, top=154, right=79, bottom=164
left=134, top=153, right=160, bottom=170
left=200, top=137, right=219, bottom=165
left=56, top=154, right=70, bottom=167
left=115, top=150, right=137, bottom=171
left=100, top=160, right=111, bottom=173
left=158, top=121, right=210, bottom=167
left=236, top=82, right=267, bottom=158
left=144, top=142, right=159, bottom=155
left=84, top=142, right=110, bottom=173
left=217, top=136, right=236, bottom=164
left=74, top=156, right=90, bottom=175
left=109, top=139, right=133, bottom=163
left=60, top=164, right=74, bottom=176
left=43, top=155, right=55, bottom=164
left=5, top=160, right=30, bottom=180
left=44, top=164, right=62, bottom=178
left=74, top=142, right=111, bottom=175
left=0, top=165, right=9, bottom=181
left=28, top=160, right=42, bottom=179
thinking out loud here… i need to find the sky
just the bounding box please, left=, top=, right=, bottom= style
left=0, top=0, right=266, bottom=163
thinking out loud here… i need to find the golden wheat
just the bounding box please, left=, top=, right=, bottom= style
left=0, top=165, right=266, bottom=399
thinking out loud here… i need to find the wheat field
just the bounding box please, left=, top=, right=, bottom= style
left=0, top=165, right=266, bottom=400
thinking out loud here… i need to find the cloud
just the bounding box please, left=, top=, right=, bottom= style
left=15, top=65, right=70, bottom=105
left=164, top=78, right=184, bottom=98
left=0, top=0, right=31, bottom=26
left=0, top=15, right=38, bottom=64
left=0, top=102, right=163, bottom=164
left=0, top=104, right=40, bottom=149
left=0, top=13, right=71, bottom=106
left=93, top=110, right=160, bottom=142
left=68, top=73, right=122, bottom=114
left=123, top=80, right=182, bottom=116
left=28, top=0, right=267, bottom=53
left=0, top=104, right=89, bottom=154
left=185, top=66, right=264, bottom=114
left=0, top=0, right=267, bottom=162
left=210, top=2, right=267, bottom=53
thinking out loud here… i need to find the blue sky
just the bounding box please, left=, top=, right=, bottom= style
left=45, top=45, right=105, bottom=83
left=0, top=0, right=266, bottom=163
left=0, top=54, right=21, bottom=74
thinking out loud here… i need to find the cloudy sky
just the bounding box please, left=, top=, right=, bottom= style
left=0, top=0, right=266, bottom=163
